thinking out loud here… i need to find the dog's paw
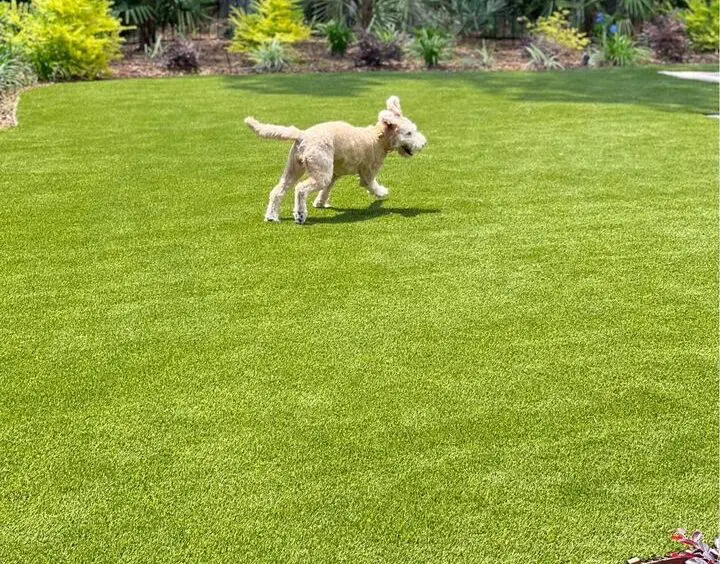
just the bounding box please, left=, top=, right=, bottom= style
left=293, top=212, right=307, bottom=225
left=313, top=201, right=332, bottom=209
left=374, top=186, right=389, bottom=200
left=265, top=216, right=281, bottom=223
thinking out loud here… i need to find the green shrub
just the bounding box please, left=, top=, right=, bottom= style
left=18, top=0, right=123, bottom=80
left=320, top=19, right=352, bottom=56
left=249, top=37, right=290, bottom=71
left=680, top=0, right=719, bottom=51
left=526, top=10, right=590, bottom=52
left=228, top=0, right=310, bottom=53
left=590, top=33, right=649, bottom=66
left=410, top=28, right=450, bottom=68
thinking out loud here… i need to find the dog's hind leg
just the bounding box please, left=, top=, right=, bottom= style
left=313, top=177, right=336, bottom=209
left=293, top=154, right=333, bottom=224
left=265, top=144, right=303, bottom=223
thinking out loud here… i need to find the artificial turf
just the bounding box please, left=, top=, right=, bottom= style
left=0, top=68, right=717, bottom=563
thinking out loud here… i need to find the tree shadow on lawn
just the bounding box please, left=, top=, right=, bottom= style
left=224, top=68, right=719, bottom=115
left=302, top=200, right=440, bottom=224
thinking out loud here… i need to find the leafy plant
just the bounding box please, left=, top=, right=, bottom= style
left=524, top=42, right=564, bottom=69
left=670, top=529, right=719, bottom=564
left=526, top=9, right=589, bottom=52
left=17, top=0, right=124, bottom=80
left=113, top=0, right=214, bottom=47
left=0, top=44, right=36, bottom=94
left=163, top=37, right=199, bottom=71
left=249, top=37, right=290, bottom=70
left=0, top=1, right=27, bottom=47
left=432, top=0, right=507, bottom=35
left=410, top=27, right=450, bottom=67
left=679, top=0, right=719, bottom=51
left=618, top=0, right=653, bottom=23
left=320, top=18, right=353, bottom=56
left=477, top=38, right=493, bottom=66
left=228, top=0, right=311, bottom=53
left=353, top=29, right=404, bottom=65
left=641, top=12, right=688, bottom=61
left=599, top=31, right=648, bottom=65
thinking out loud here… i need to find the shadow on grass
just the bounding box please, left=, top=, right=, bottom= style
left=304, top=200, right=440, bottom=224
left=224, top=68, right=719, bottom=114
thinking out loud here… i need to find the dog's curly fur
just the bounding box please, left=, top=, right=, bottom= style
left=245, top=96, right=427, bottom=224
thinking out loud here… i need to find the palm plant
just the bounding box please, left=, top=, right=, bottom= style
left=114, top=0, right=214, bottom=47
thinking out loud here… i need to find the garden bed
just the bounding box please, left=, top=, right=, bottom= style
left=110, top=35, right=718, bottom=79
left=0, top=91, right=20, bottom=129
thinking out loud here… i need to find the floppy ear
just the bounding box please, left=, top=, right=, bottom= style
left=386, top=96, right=402, bottom=116
left=378, top=109, right=400, bottom=128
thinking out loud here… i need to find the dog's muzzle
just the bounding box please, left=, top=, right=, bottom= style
left=398, top=133, right=427, bottom=158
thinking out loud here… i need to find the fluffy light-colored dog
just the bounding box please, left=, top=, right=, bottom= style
left=245, top=96, right=427, bottom=224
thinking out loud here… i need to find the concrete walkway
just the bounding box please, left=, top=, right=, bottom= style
left=657, top=71, right=720, bottom=83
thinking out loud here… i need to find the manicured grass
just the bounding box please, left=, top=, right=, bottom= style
left=0, top=68, right=717, bottom=563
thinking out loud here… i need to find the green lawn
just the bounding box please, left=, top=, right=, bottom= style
left=1, top=68, right=717, bottom=563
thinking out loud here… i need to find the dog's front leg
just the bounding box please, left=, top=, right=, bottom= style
left=360, top=173, right=389, bottom=200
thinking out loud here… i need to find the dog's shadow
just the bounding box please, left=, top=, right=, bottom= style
left=305, top=200, right=440, bottom=225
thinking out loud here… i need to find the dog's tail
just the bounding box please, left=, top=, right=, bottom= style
left=244, top=117, right=302, bottom=141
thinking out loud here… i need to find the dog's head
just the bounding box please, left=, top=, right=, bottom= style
left=377, top=96, right=427, bottom=158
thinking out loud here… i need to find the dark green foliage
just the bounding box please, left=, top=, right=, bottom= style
left=113, top=0, right=214, bottom=47
left=410, top=27, right=450, bottom=66
left=321, top=19, right=353, bottom=56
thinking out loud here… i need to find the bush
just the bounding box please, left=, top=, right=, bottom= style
left=526, top=10, right=590, bottom=53
left=590, top=32, right=649, bottom=66
left=641, top=13, right=688, bottom=61
left=0, top=45, right=36, bottom=94
left=163, top=38, right=199, bottom=72
left=228, top=0, right=310, bottom=53
left=680, top=0, right=719, bottom=51
left=249, top=38, right=289, bottom=71
left=410, top=28, right=450, bottom=67
left=18, top=0, right=123, bottom=80
left=0, top=1, right=25, bottom=46
left=353, top=30, right=404, bottom=67
left=320, top=19, right=352, bottom=56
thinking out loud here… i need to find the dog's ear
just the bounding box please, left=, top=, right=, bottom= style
left=386, top=96, right=402, bottom=116
left=378, top=109, right=400, bottom=129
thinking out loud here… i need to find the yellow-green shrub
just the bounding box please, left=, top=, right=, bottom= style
left=527, top=10, right=590, bottom=52
left=18, top=0, right=123, bottom=80
left=680, top=0, right=719, bottom=51
left=228, top=0, right=310, bottom=53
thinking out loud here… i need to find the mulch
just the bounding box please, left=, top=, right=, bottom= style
left=110, top=36, right=571, bottom=78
